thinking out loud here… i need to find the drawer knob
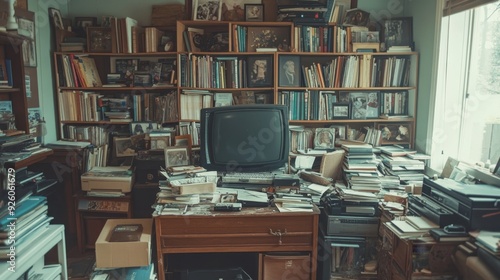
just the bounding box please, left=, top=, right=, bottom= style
left=269, top=228, right=287, bottom=245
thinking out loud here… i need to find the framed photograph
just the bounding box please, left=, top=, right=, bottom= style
left=314, top=127, right=335, bottom=150
left=360, top=31, right=379, bottom=43
left=114, top=137, right=137, bottom=157
left=278, top=55, right=300, bottom=87
left=193, top=0, right=222, bottom=21
left=22, top=39, right=36, bottom=67
left=75, top=17, right=97, bottom=28
left=338, top=91, right=350, bottom=103
left=150, top=136, right=170, bottom=150
left=330, top=125, right=346, bottom=140
left=130, top=122, right=157, bottom=135
left=220, top=0, right=260, bottom=21
left=383, top=17, right=413, bottom=50
left=87, top=27, right=112, bottom=53
left=247, top=26, right=290, bottom=52
left=175, top=135, right=192, bottom=147
left=48, top=8, right=64, bottom=30
left=18, top=18, right=34, bottom=39
left=247, top=56, right=273, bottom=87
left=343, top=8, right=370, bottom=27
left=350, top=92, right=369, bottom=119
left=245, top=4, right=264, bottom=22
left=332, top=102, right=350, bottom=119
left=378, top=123, right=412, bottom=145
left=133, top=74, right=152, bottom=87
left=165, top=147, right=190, bottom=167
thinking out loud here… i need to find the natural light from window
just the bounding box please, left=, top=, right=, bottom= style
left=431, top=2, right=500, bottom=171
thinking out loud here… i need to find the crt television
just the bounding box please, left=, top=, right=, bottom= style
left=200, top=104, right=289, bottom=173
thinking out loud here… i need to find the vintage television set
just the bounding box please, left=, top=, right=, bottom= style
left=200, top=104, right=289, bottom=173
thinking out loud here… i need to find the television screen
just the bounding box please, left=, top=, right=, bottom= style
left=200, top=105, right=289, bottom=172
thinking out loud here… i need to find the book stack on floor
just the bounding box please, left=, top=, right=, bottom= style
left=474, top=231, right=500, bottom=276
left=378, top=145, right=428, bottom=191
left=341, top=143, right=381, bottom=193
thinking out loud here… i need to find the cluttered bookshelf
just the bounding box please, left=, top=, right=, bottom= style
left=52, top=11, right=418, bottom=171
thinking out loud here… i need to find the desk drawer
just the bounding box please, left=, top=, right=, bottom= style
left=158, top=215, right=314, bottom=249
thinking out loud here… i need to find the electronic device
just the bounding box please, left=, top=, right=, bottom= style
left=320, top=208, right=379, bottom=236
left=408, top=194, right=459, bottom=228
left=221, top=171, right=275, bottom=185
left=214, top=203, right=242, bottom=211
left=321, top=195, right=380, bottom=217
left=422, top=178, right=500, bottom=230
left=200, top=105, right=289, bottom=173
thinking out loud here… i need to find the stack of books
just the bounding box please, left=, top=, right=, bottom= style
left=385, top=216, right=438, bottom=239
left=341, top=143, right=381, bottom=192
left=378, top=145, right=427, bottom=188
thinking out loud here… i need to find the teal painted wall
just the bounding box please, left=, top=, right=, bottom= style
left=29, top=0, right=69, bottom=144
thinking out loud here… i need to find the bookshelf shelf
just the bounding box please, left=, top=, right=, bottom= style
left=51, top=19, right=420, bottom=167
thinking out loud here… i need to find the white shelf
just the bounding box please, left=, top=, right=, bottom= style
left=0, top=225, right=67, bottom=280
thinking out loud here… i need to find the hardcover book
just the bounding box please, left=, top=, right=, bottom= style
left=109, top=224, right=143, bottom=242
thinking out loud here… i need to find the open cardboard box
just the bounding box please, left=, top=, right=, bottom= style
left=95, top=218, right=153, bottom=268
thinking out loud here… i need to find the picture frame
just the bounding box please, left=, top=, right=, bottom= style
left=330, top=125, right=346, bottom=140
left=221, top=0, right=260, bottom=21
left=193, top=0, right=222, bottom=21
left=75, top=17, right=98, bottom=28
left=22, top=39, right=36, bottom=67
left=278, top=55, right=300, bottom=87
left=150, top=136, right=171, bottom=150
left=314, top=127, right=335, bottom=150
left=247, top=56, right=273, bottom=87
left=17, top=18, right=34, bottom=39
left=378, top=123, right=412, bottom=145
left=350, top=91, right=377, bottom=119
left=48, top=8, right=64, bottom=30
left=246, top=26, right=290, bottom=52
left=343, top=8, right=370, bottom=27
left=114, top=137, right=137, bottom=157
left=130, top=122, right=157, bottom=135
left=175, top=135, right=192, bottom=147
left=133, top=74, right=152, bottom=87
left=165, top=147, right=190, bottom=167
left=245, top=4, right=264, bottom=22
left=332, top=102, right=350, bottom=119
left=87, top=27, right=112, bottom=53
left=383, top=17, right=414, bottom=50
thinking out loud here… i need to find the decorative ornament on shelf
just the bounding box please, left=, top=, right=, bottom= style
left=4, top=0, right=18, bottom=31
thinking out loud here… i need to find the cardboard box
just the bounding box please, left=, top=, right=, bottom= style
left=81, top=166, right=133, bottom=193
left=95, top=218, right=153, bottom=268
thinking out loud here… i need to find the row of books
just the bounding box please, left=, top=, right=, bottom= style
left=58, top=54, right=102, bottom=88
left=63, top=125, right=108, bottom=147
left=132, top=91, right=178, bottom=123
left=278, top=90, right=409, bottom=121
left=179, top=54, right=249, bottom=88
left=179, top=90, right=213, bottom=121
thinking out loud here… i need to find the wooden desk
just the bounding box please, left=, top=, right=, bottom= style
left=155, top=206, right=319, bottom=280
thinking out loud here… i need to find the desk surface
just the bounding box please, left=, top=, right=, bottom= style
left=155, top=205, right=319, bottom=280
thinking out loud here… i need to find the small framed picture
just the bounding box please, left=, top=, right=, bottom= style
left=331, top=102, right=350, bottom=119
left=193, top=0, right=222, bottom=21
left=175, top=135, right=192, bottom=147
left=343, top=8, right=370, bottom=27
left=383, top=17, right=413, bottom=50
left=75, top=17, right=98, bottom=28
left=247, top=56, right=273, bottom=87
left=378, top=123, right=412, bottom=145
left=314, top=127, right=335, bottom=150
left=49, top=8, right=64, bottom=30
left=247, top=26, right=290, bottom=52
left=338, top=91, right=350, bottom=103
left=114, top=137, right=136, bottom=157
left=134, top=74, right=152, bottom=87
left=245, top=4, right=264, bottom=22
left=150, top=136, right=171, bottom=150
left=17, top=18, right=35, bottom=39
left=350, top=92, right=368, bottom=119
left=22, top=39, right=36, bottom=67
left=87, top=27, right=112, bottom=53
left=130, top=122, right=157, bottom=135
left=165, top=147, right=190, bottom=167
left=278, top=55, right=300, bottom=87
left=330, top=125, right=346, bottom=140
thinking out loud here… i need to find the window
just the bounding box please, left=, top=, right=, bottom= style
left=431, top=2, right=500, bottom=171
